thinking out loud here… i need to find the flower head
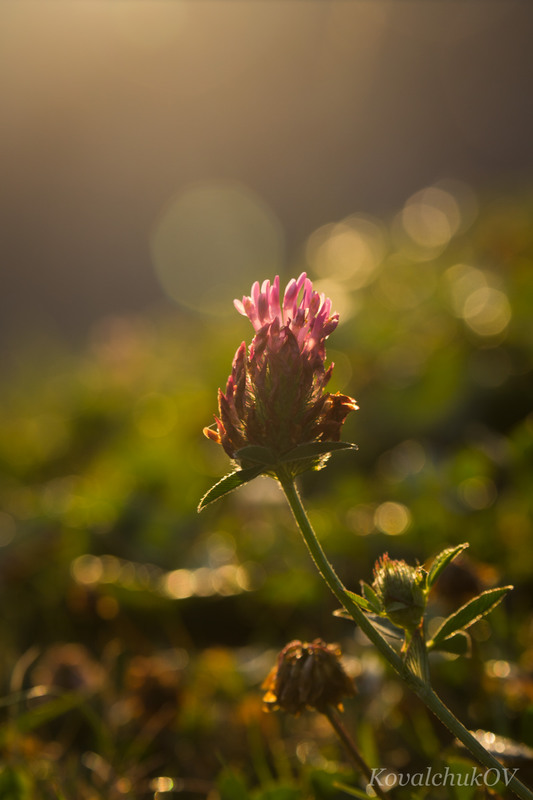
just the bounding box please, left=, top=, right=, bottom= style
left=204, top=274, right=357, bottom=469
left=262, top=639, right=355, bottom=715
left=233, top=274, right=339, bottom=364
left=372, top=554, right=427, bottom=633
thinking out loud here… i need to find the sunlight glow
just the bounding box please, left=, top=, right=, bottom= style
left=445, top=263, right=512, bottom=337
left=462, top=287, right=511, bottom=337
left=151, top=182, right=284, bottom=315
left=71, top=553, right=256, bottom=600
left=402, top=186, right=461, bottom=250
left=307, top=215, right=386, bottom=289
left=150, top=777, right=175, bottom=793
left=486, top=659, right=511, bottom=679
left=374, top=501, right=412, bottom=535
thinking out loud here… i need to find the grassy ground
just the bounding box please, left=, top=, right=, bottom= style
left=1, top=188, right=533, bottom=798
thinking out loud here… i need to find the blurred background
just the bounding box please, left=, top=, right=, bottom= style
left=2, top=0, right=533, bottom=347
left=1, top=2, right=533, bottom=798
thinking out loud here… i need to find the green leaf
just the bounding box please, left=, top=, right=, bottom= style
left=332, top=782, right=370, bottom=800
left=234, top=445, right=276, bottom=466
left=387, top=601, right=412, bottom=613
left=279, top=440, right=358, bottom=463
left=334, top=608, right=404, bottom=640
left=360, top=581, right=382, bottom=613
left=366, top=614, right=404, bottom=640
left=427, top=543, right=469, bottom=588
left=343, top=589, right=373, bottom=613
left=428, top=630, right=471, bottom=657
left=197, top=466, right=264, bottom=511
left=430, top=586, right=513, bottom=646
left=5, top=693, right=85, bottom=740
left=0, top=688, right=46, bottom=710
left=333, top=608, right=353, bottom=620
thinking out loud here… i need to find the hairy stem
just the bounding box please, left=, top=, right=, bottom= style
left=323, top=705, right=389, bottom=800
left=276, top=469, right=415, bottom=683
left=276, top=468, right=533, bottom=800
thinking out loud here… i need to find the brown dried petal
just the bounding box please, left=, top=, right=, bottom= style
left=262, top=639, right=355, bottom=715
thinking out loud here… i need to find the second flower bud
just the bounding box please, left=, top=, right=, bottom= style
left=371, top=554, right=428, bottom=634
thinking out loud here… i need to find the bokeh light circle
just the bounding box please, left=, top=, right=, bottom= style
left=306, top=214, right=386, bottom=289
left=402, top=186, right=461, bottom=250
left=151, top=182, right=285, bottom=315
left=374, top=501, right=412, bottom=535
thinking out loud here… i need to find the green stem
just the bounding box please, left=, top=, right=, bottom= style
left=323, top=705, right=389, bottom=800
left=276, top=468, right=533, bottom=800
left=276, top=469, right=416, bottom=685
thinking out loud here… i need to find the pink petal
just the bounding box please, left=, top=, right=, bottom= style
left=295, top=272, right=307, bottom=290
left=257, top=293, right=269, bottom=323
left=270, top=276, right=280, bottom=314
left=283, top=279, right=298, bottom=322
left=251, top=281, right=260, bottom=306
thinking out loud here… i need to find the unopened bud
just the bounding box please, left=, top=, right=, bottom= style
left=372, top=554, right=427, bottom=632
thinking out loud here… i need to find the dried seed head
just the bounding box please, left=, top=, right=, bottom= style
left=262, top=639, right=355, bottom=715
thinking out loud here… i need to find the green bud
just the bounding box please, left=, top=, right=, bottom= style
left=372, top=554, right=427, bottom=633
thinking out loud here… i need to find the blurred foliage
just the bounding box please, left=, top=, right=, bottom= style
left=1, top=186, right=533, bottom=798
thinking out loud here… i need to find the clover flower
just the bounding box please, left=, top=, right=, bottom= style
left=204, top=274, right=357, bottom=468
left=372, top=554, right=427, bottom=633
left=262, top=639, right=355, bottom=715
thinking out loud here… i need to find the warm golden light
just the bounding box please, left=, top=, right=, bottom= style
left=374, top=501, right=412, bottom=536
left=402, top=186, right=461, bottom=250
left=462, top=287, right=511, bottom=337
left=307, top=215, right=386, bottom=289
left=445, top=263, right=512, bottom=337
left=151, top=182, right=284, bottom=315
